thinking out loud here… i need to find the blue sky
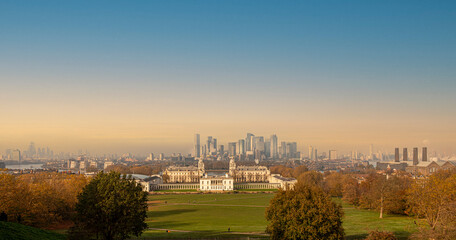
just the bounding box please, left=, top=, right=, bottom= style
left=1, top=1, right=455, bottom=154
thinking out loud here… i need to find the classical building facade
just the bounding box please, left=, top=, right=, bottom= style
left=229, top=158, right=270, bottom=183
left=199, top=175, right=234, bottom=191
left=163, top=159, right=205, bottom=183
left=163, top=158, right=272, bottom=183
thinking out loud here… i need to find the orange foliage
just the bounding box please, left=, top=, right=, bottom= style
left=0, top=172, right=88, bottom=228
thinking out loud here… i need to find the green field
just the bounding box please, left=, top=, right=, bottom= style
left=140, top=193, right=419, bottom=239
left=0, top=221, right=66, bottom=240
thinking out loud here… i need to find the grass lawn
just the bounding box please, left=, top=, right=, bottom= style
left=141, top=193, right=419, bottom=239
left=0, top=222, right=66, bottom=240
left=333, top=199, right=419, bottom=240
left=152, top=189, right=198, bottom=193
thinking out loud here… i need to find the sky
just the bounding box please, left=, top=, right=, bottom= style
left=1, top=1, right=455, bottom=155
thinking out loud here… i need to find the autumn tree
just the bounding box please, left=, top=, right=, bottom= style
left=0, top=172, right=88, bottom=228
left=296, top=171, right=324, bottom=188
left=342, top=176, right=361, bottom=206
left=69, top=171, right=148, bottom=240
left=265, top=184, right=344, bottom=240
left=270, top=165, right=308, bottom=178
left=324, top=172, right=344, bottom=197
left=408, top=169, right=456, bottom=239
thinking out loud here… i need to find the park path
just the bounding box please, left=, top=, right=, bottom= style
left=148, top=228, right=269, bottom=236
left=161, top=203, right=267, bottom=208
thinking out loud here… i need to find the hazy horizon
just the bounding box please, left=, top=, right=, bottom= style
left=1, top=1, right=455, bottom=155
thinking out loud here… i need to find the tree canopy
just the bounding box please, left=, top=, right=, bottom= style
left=69, top=171, right=148, bottom=240
left=265, top=184, right=344, bottom=240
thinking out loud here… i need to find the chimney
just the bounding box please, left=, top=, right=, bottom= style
left=422, top=147, right=427, bottom=162
left=413, top=148, right=419, bottom=165
left=394, top=148, right=400, bottom=162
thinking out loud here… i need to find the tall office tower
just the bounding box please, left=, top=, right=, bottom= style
left=212, top=138, right=217, bottom=152
left=395, top=148, right=400, bottom=162
left=422, top=147, right=427, bottom=162
left=159, top=153, right=164, bottom=161
left=286, top=143, right=291, bottom=158
left=413, top=148, right=419, bottom=165
left=147, top=153, right=154, bottom=161
left=12, top=149, right=21, bottom=161
left=369, top=144, right=374, bottom=160
left=314, top=149, right=318, bottom=161
left=219, top=144, right=224, bottom=153
left=194, top=134, right=201, bottom=157
left=254, top=136, right=265, bottom=152
left=286, top=142, right=297, bottom=158
left=207, top=136, right=212, bottom=153
left=309, top=146, right=314, bottom=160
left=292, top=142, right=297, bottom=158
left=270, top=134, right=278, bottom=159
left=228, top=142, right=237, bottom=156
left=280, top=142, right=287, bottom=158
left=238, top=139, right=245, bottom=155
left=28, top=142, right=36, bottom=158
left=264, top=139, right=271, bottom=158
left=403, top=148, right=408, bottom=161
left=246, top=133, right=254, bottom=151
left=202, top=145, right=207, bottom=156
left=329, top=150, right=337, bottom=160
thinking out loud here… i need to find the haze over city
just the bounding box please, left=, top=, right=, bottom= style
left=1, top=1, right=455, bottom=155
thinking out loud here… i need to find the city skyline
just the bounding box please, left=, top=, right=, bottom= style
left=1, top=1, right=456, bottom=154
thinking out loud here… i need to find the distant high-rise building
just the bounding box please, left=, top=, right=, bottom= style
left=219, top=144, right=224, bottom=153
left=28, top=142, right=36, bottom=158
left=254, top=136, right=265, bottom=152
left=329, top=150, right=337, bottom=160
left=228, top=142, right=237, bottom=156
left=286, top=142, right=297, bottom=158
left=395, top=148, right=400, bottom=162
left=246, top=133, right=254, bottom=151
left=202, top=145, right=207, bottom=156
left=11, top=149, right=21, bottom=161
left=413, top=148, right=419, bottom=165
left=403, top=148, right=408, bottom=162
left=309, top=146, right=314, bottom=160
left=264, top=139, right=271, bottom=158
left=422, top=147, right=427, bottom=162
left=212, top=138, right=217, bottom=152
left=280, top=142, right=287, bottom=158
left=314, top=149, right=318, bottom=160
left=238, top=139, right=245, bottom=155
left=194, top=134, right=200, bottom=158
left=159, top=153, right=164, bottom=161
left=270, top=134, right=278, bottom=159
left=207, top=136, right=212, bottom=153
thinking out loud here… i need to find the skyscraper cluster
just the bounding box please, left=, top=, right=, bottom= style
left=193, top=133, right=299, bottom=160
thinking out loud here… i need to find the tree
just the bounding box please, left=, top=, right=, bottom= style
left=296, top=171, right=324, bottom=188
left=408, top=169, right=456, bottom=239
left=265, top=184, right=344, bottom=240
left=323, top=172, right=344, bottom=197
left=358, top=173, right=410, bottom=218
left=69, top=171, right=148, bottom=240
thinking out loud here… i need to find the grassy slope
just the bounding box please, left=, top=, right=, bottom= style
left=141, top=193, right=419, bottom=240
left=0, top=222, right=66, bottom=240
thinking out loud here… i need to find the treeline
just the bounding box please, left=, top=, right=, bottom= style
left=104, top=164, right=164, bottom=175
left=275, top=164, right=456, bottom=239
left=0, top=172, right=87, bottom=228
